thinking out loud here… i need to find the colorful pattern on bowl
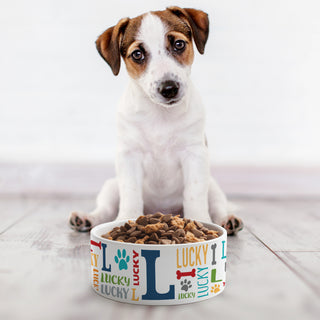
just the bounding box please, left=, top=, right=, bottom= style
left=90, top=220, right=227, bottom=305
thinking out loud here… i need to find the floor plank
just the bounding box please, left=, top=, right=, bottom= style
left=276, top=251, right=320, bottom=295
left=234, top=199, right=320, bottom=251
left=1, top=197, right=319, bottom=320
left=0, top=197, right=41, bottom=234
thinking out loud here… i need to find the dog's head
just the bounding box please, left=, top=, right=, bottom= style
left=96, top=7, right=209, bottom=107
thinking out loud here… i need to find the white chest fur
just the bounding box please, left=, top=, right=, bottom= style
left=116, top=80, right=206, bottom=212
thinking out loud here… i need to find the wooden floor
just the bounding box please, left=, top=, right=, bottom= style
left=0, top=194, right=319, bottom=320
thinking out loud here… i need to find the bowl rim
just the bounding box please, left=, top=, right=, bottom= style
left=91, top=218, right=227, bottom=247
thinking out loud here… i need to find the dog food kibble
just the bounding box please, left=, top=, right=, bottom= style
left=102, top=212, right=219, bottom=244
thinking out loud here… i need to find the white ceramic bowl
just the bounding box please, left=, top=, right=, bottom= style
left=90, top=219, right=227, bottom=305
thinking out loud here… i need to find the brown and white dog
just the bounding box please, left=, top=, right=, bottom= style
left=69, top=7, right=243, bottom=235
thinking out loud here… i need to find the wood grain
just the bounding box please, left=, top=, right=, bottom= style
left=234, top=199, right=320, bottom=251
left=0, top=197, right=41, bottom=235
left=276, top=251, right=320, bottom=295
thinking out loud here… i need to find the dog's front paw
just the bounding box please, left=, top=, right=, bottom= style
left=220, top=215, right=244, bottom=236
left=69, top=211, right=92, bottom=232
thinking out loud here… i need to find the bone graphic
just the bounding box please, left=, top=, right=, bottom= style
left=90, top=240, right=102, bottom=250
left=176, top=268, right=196, bottom=280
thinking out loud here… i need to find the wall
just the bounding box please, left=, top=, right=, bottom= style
left=0, top=0, right=319, bottom=166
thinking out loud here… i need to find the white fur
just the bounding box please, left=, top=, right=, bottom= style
left=135, top=13, right=190, bottom=107
left=70, top=13, right=230, bottom=230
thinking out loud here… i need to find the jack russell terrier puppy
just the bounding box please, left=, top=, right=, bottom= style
left=69, top=6, right=243, bottom=235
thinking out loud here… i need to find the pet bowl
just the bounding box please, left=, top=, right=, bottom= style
left=90, top=219, right=227, bottom=305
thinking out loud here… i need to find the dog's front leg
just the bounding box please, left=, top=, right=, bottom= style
left=181, top=147, right=211, bottom=222
left=116, top=151, right=143, bottom=220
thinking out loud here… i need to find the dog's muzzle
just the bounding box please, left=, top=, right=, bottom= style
left=158, top=80, right=180, bottom=100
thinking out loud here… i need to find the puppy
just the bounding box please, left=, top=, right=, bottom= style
left=69, top=6, right=243, bottom=235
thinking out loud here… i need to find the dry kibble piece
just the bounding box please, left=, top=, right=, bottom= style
left=160, top=239, right=172, bottom=245
left=115, top=235, right=127, bottom=241
left=185, top=221, right=197, bottom=231
left=124, top=222, right=132, bottom=230
left=162, top=223, right=169, bottom=231
left=207, top=230, right=219, bottom=237
left=136, top=215, right=149, bottom=226
left=135, top=235, right=149, bottom=244
left=149, top=218, right=161, bottom=224
left=130, top=230, right=143, bottom=237
left=152, top=212, right=163, bottom=218
left=109, top=231, right=118, bottom=238
left=201, top=227, right=209, bottom=233
left=161, top=214, right=172, bottom=223
left=173, top=229, right=185, bottom=238
left=185, top=231, right=204, bottom=243
left=194, top=220, right=204, bottom=229
left=172, top=236, right=180, bottom=244
left=149, top=232, right=159, bottom=241
left=143, top=222, right=166, bottom=234
left=127, top=236, right=137, bottom=243
left=170, top=216, right=185, bottom=229
left=190, top=228, right=204, bottom=238
left=127, top=226, right=136, bottom=234
left=110, top=226, right=120, bottom=233
left=147, top=240, right=158, bottom=244
left=157, top=229, right=165, bottom=236
left=162, top=232, right=173, bottom=238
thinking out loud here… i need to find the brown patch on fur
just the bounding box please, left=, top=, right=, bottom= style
left=96, top=18, right=130, bottom=75
left=154, top=9, right=194, bottom=66
left=153, top=10, right=192, bottom=40
left=120, top=15, right=143, bottom=57
left=166, top=31, right=194, bottom=66
left=96, top=15, right=145, bottom=77
left=120, top=15, right=148, bottom=79
left=166, top=7, right=209, bottom=54
left=123, top=40, right=148, bottom=79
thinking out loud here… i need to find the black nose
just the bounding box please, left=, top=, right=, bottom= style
left=158, top=80, right=180, bottom=99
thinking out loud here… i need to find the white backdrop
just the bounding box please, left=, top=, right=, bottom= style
left=0, top=0, right=319, bottom=166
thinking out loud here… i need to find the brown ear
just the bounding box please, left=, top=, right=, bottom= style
left=167, top=7, right=209, bottom=54
left=96, top=17, right=130, bottom=75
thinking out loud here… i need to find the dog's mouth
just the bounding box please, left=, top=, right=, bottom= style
left=161, top=91, right=185, bottom=107
left=157, top=97, right=183, bottom=108
left=148, top=92, right=183, bottom=108
left=167, top=98, right=180, bottom=105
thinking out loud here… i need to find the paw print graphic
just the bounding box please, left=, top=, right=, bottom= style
left=181, top=279, right=192, bottom=292
left=211, top=284, right=220, bottom=294
left=114, top=249, right=130, bottom=270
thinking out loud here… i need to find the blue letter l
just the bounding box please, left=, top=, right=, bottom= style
left=141, top=249, right=175, bottom=300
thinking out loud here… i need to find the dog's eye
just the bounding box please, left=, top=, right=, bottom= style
left=131, top=49, right=144, bottom=63
left=174, top=40, right=186, bottom=51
